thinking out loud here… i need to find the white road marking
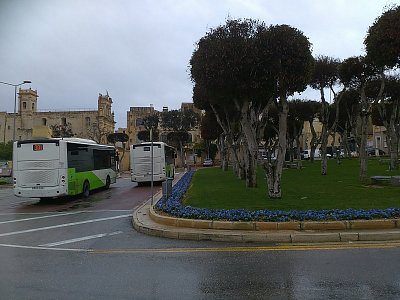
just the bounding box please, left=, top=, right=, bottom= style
left=0, top=209, right=132, bottom=216
left=0, top=243, right=90, bottom=252
left=39, top=231, right=123, bottom=247
left=0, top=211, right=85, bottom=225
left=0, top=214, right=131, bottom=237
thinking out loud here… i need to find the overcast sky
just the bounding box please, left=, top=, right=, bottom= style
left=0, top=0, right=398, bottom=128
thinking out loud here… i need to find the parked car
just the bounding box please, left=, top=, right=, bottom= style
left=302, top=149, right=321, bottom=160
left=366, top=148, right=386, bottom=156
left=202, top=158, right=213, bottom=167
left=333, top=150, right=345, bottom=158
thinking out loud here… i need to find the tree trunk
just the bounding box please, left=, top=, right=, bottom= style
left=319, top=87, right=329, bottom=175
left=218, top=134, right=229, bottom=171
left=295, top=123, right=303, bottom=165
left=388, top=128, right=399, bottom=170
left=309, top=120, right=318, bottom=163
left=236, top=99, right=259, bottom=188
left=320, top=126, right=328, bottom=175
left=388, top=102, right=399, bottom=170
left=267, top=96, right=288, bottom=198
left=359, top=88, right=368, bottom=182
left=243, top=141, right=257, bottom=187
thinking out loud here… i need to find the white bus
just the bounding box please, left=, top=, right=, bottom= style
left=130, top=142, right=176, bottom=184
left=13, top=138, right=117, bottom=199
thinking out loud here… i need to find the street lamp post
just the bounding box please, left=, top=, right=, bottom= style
left=0, top=80, right=31, bottom=141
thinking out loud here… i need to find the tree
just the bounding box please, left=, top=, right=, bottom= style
left=107, top=132, right=129, bottom=167
left=136, top=114, right=160, bottom=142
left=287, top=100, right=314, bottom=163
left=365, top=5, right=400, bottom=69
left=339, top=56, right=380, bottom=181
left=309, top=55, right=341, bottom=175
left=365, top=5, right=400, bottom=169
left=336, top=89, right=359, bottom=157
left=137, top=130, right=159, bottom=142
left=256, top=24, right=313, bottom=197
left=191, top=19, right=273, bottom=187
left=107, top=132, right=129, bottom=145
left=370, top=76, right=400, bottom=169
left=160, top=109, right=200, bottom=167
left=193, top=83, right=243, bottom=174
left=200, top=110, right=223, bottom=159
left=143, top=114, right=159, bottom=131
left=50, top=123, right=74, bottom=138
left=190, top=19, right=313, bottom=196
left=87, top=120, right=110, bottom=144
left=301, top=100, right=322, bottom=162
left=261, top=103, right=279, bottom=162
left=0, top=142, right=13, bottom=160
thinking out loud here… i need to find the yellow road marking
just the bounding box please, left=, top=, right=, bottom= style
left=92, top=242, right=400, bottom=254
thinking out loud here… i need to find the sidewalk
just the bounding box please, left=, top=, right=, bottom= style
left=132, top=173, right=400, bottom=244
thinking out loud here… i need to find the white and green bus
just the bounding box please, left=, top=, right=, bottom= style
left=130, top=142, right=176, bottom=184
left=13, top=138, right=117, bottom=199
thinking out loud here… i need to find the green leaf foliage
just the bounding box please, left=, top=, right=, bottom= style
left=0, top=142, right=13, bottom=160
left=365, top=5, right=400, bottom=68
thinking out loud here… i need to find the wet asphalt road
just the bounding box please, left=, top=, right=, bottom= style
left=1, top=176, right=400, bottom=299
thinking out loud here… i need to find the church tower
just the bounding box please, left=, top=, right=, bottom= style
left=98, top=92, right=112, bottom=118
left=18, top=88, right=38, bottom=113
left=18, top=88, right=38, bottom=132
left=97, top=92, right=115, bottom=144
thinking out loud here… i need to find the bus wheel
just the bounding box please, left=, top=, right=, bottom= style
left=82, top=180, right=90, bottom=198
left=105, top=176, right=111, bottom=189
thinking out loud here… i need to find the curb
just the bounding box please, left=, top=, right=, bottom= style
left=132, top=194, right=400, bottom=244
left=149, top=205, right=400, bottom=231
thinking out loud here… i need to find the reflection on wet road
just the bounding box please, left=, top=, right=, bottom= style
left=1, top=177, right=400, bottom=299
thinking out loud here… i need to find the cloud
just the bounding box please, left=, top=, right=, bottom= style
left=0, top=0, right=397, bottom=129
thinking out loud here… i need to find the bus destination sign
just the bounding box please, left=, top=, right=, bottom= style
left=33, top=144, right=44, bottom=151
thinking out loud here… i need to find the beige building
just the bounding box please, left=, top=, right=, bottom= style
left=127, top=105, right=156, bottom=146
left=127, top=103, right=201, bottom=146
left=126, top=103, right=202, bottom=167
left=0, top=88, right=115, bottom=144
left=300, top=119, right=342, bottom=151
left=372, top=125, right=388, bottom=153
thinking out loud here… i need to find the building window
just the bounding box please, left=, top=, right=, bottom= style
left=85, top=117, right=91, bottom=126
left=42, top=118, right=47, bottom=125
left=135, top=118, right=143, bottom=126
left=7, top=125, right=11, bottom=130
left=61, top=118, right=67, bottom=125
left=23, top=102, right=27, bottom=109
left=376, top=136, right=381, bottom=149
left=32, top=103, right=35, bottom=110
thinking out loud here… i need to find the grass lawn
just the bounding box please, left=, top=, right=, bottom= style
left=183, top=158, right=400, bottom=211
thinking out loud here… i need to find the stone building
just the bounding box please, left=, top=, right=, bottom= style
left=127, top=103, right=202, bottom=146
left=126, top=103, right=202, bottom=167
left=126, top=105, right=156, bottom=146
left=0, top=88, right=115, bottom=144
